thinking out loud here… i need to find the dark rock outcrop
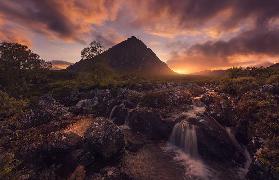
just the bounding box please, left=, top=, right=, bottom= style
left=128, top=108, right=173, bottom=140
left=187, top=115, right=245, bottom=164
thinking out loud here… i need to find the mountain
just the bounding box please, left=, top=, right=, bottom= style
left=68, top=36, right=175, bottom=76
left=50, top=60, right=72, bottom=70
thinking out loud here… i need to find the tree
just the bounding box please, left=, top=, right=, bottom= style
left=81, top=40, right=104, bottom=60
left=0, top=42, right=51, bottom=97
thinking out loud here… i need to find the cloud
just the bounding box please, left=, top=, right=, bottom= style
left=190, top=29, right=279, bottom=57
left=92, top=27, right=125, bottom=47
left=0, top=17, right=32, bottom=46
left=50, top=60, right=73, bottom=70
left=0, top=0, right=120, bottom=42
left=167, top=28, right=279, bottom=73
left=1, top=0, right=279, bottom=68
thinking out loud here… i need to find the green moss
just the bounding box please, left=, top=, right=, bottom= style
left=0, top=90, right=28, bottom=120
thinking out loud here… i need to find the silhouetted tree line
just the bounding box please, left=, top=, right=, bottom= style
left=228, top=66, right=275, bottom=78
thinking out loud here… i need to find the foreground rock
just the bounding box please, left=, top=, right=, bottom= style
left=128, top=107, right=173, bottom=140
left=23, top=95, right=72, bottom=128
left=84, top=117, right=125, bottom=160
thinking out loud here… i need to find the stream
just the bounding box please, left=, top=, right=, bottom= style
left=116, top=90, right=251, bottom=180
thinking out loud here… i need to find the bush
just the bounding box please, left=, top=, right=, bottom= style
left=0, top=90, right=28, bottom=120
left=266, top=74, right=279, bottom=85
left=219, top=77, right=259, bottom=95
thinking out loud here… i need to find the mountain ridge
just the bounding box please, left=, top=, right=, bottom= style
left=68, top=36, right=175, bottom=76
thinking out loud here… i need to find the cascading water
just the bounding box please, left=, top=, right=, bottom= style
left=165, top=119, right=211, bottom=180
left=170, top=120, right=199, bottom=159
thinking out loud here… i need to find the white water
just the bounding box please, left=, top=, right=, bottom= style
left=170, top=121, right=199, bottom=159
left=109, top=105, right=118, bottom=120
left=166, top=97, right=251, bottom=180
left=163, top=144, right=213, bottom=180
left=167, top=103, right=213, bottom=179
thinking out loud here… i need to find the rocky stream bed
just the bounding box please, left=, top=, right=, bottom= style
left=1, top=82, right=278, bottom=179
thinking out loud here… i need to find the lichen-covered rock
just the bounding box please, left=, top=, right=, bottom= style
left=84, top=117, right=125, bottom=160
left=24, top=95, right=71, bottom=127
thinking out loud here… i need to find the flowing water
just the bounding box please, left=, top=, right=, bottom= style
left=170, top=121, right=199, bottom=159
left=113, top=91, right=251, bottom=179
left=163, top=94, right=251, bottom=180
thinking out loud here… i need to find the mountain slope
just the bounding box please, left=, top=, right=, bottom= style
left=68, top=36, right=175, bottom=76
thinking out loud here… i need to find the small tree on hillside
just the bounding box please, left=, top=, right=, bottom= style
left=81, top=40, right=104, bottom=60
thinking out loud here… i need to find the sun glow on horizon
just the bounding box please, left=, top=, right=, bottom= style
left=173, top=69, right=191, bottom=74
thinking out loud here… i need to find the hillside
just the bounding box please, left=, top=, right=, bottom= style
left=68, top=36, right=175, bottom=76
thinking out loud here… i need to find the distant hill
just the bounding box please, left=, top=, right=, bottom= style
left=68, top=36, right=175, bottom=76
left=191, top=69, right=228, bottom=77
left=50, top=60, right=72, bottom=70
left=268, top=63, right=279, bottom=70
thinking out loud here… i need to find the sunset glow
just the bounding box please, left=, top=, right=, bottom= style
left=1, top=0, right=279, bottom=73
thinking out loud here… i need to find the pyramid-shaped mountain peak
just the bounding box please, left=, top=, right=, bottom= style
left=68, top=36, right=175, bottom=76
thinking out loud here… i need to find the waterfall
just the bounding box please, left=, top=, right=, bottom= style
left=170, top=120, right=199, bottom=159
left=109, top=105, right=118, bottom=120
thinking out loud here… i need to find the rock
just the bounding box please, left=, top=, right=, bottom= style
left=68, top=165, right=86, bottom=180
left=73, top=98, right=98, bottom=114
left=123, top=130, right=146, bottom=152
left=235, top=119, right=250, bottom=145
left=24, top=95, right=71, bottom=127
left=34, top=132, right=82, bottom=165
left=128, top=108, right=173, bottom=140
left=247, top=159, right=279, bottom=180
left=201, top=93, right=236, bottom=127
left=70, top=149, right=94, bottom=166
left=100, top=167, right=121, bottom=179
left=140, top=89, right=191, bottom=108
left=84, top=117, right=125, bottom=160
left=109, top=104, right=129, bottom=126
left=90, top=166, right=131, bottom=180
left=260, top=84, right=279, bottom=95
left=186, top=115, right=245, bottom=164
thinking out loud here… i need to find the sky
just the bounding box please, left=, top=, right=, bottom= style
left=1, top=0, right=279, bottom=74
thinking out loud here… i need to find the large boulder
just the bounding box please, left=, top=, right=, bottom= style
left=84, top=117, right=125, bottom=160
left=128, top=108, right=173, bottom=140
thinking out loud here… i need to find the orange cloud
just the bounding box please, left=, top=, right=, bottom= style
left=0, top=17, right=32, bottom=46
left=0, top=0, right=121, bottom=42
